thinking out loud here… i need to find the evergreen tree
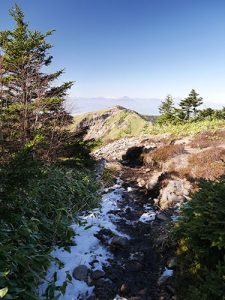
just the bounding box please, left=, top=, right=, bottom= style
left=159, top=94, right=174, bottom=115
left=0, top=5, right=73, bottom=161
left=179, top=89, right=203, bottom=120
left=157, top=95, right=175, bottom=124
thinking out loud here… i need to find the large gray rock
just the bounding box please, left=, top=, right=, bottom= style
left=159, top=179, right=191, bottom=209
left=72, top=265, right=89, bottom=282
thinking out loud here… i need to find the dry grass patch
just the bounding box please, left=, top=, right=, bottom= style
left=143, top=144, right=185, bottom=167
left=190, top=129, right=225, bottom=149
left=180, top=147, right=225, bottom=180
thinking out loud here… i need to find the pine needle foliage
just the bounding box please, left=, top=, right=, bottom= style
left=0, top=5, right=73, bottom=161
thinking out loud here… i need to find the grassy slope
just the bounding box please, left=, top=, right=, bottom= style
left=71, top=107, right=151, bottom=141
left=72, top=107, right=225, bottom=142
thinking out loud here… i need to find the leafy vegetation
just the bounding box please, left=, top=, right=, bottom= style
left=0, top=153, right=99, bottom=299
left=173, top=177, right=225, bottom=299
left=147, top=118, right=225, bottom=137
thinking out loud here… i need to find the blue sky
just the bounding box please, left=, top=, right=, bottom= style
left=1, top=0, right=225, bottom=113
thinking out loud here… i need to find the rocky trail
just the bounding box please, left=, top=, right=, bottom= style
left=39, top=165, right=176, bottom=300
left=40, top=132, right=225, bottom=299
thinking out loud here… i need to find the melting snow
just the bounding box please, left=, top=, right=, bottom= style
left=139, top=212, right=156, bottom=223
left=39, top=181, right=126, bottom=299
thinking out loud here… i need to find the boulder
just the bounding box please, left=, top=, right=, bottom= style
left=159, top=179, right=191, bottom=209
left=156, top=213, right=171, bottom=222
left=72, top=265, right=89, bottom=282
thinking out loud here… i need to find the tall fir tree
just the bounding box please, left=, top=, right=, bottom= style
left=0, top=5, right=73, bottom=161
left=179, top=89, right=203, bottom=120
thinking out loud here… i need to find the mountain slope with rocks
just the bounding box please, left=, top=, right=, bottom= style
left=70, top=106, right=154, bottom=142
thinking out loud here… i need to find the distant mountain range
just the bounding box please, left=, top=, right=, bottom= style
left=65, top=96, right=162, bottom=116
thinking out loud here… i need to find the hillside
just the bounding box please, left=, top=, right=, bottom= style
left=71, top=105, right=153, bottom=142
left=71, top=106, right=225, bottom=146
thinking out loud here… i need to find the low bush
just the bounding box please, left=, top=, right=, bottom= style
left=173, top=177, right=225, bottom=299
left=143, top=144, right=185, bottom=167
left=0, top=152, right=100, bottom=299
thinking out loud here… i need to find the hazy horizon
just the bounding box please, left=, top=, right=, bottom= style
left=65, top=96, right=224, bottom=116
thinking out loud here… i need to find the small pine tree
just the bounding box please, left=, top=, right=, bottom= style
left=179, top=89, right=203, bottom=120
left=0, top=5, right=73, bottom=161
left=157, top=95, right=175, bottom=123
left=159, top=95, right=174, bottom=115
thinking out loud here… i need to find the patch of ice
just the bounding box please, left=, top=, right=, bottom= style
left=162, top=267, right=173, bottom=277
left=39, top=186, right=128, bottom=299
left=139, top=211, right=156, bottom=223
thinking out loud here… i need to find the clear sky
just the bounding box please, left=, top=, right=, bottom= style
left=1, top=0, right=225, bottom=112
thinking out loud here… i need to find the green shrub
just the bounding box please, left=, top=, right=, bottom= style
left=0, top=154, right=100, bottom=299
left=173, top=177, right=225, bottom=299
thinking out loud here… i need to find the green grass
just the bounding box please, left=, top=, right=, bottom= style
left=146, top=119, right=225, bottom=137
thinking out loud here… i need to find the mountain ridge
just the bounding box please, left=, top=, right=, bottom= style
left=71, top=105, right=155, bottom=142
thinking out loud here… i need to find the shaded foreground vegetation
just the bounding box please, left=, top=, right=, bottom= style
left=0, top=153, right=99, bottom=299
left=0, top=6, right=100, bottom=299
left=173, top=177, right=225, bottom=299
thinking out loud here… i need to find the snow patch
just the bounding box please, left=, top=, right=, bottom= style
left=139, top=211, right=156, bottom=223
left=162, top=267, right=173, bottom=278
left=39, top=184, right=127, bottom=299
